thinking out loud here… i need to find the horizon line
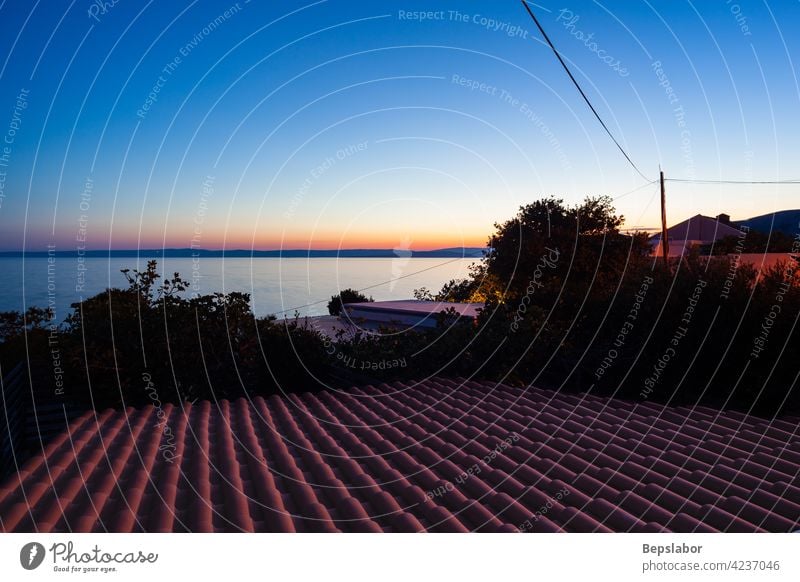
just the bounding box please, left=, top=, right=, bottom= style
left=0, top=246, right=489, bottom=255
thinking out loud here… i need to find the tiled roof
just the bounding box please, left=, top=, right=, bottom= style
left=1, top=377, right=798, bottom=532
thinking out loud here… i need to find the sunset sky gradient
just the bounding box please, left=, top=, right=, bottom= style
left=0, top=0, right=798, bottom=251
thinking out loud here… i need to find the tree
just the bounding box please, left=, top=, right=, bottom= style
left=327, top=289, right=372, bottom=316
left=478, top=196, right=649, bottom=304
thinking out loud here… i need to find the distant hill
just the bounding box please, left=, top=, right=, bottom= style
left=0, top=247, right=488, bottom=259
left=734, top=210, right=800, bottom=236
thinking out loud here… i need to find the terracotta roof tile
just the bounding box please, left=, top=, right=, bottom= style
left=1, top=377, right=798, bottom=532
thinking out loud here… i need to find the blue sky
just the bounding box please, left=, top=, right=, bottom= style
left=0, top=0, right=798, bottom=250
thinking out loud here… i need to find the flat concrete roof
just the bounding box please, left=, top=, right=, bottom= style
left=344, top=300, right=484, bottom=318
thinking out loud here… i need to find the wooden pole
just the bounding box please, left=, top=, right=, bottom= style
left=660, top=169, right=669, bottom=268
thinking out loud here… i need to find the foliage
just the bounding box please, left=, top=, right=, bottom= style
left=2, top=199, right=798, bottom=417
left=713, top=229, right=797, bottom=254
left=0, top=306, right=53, bottom=338
left=0, top=307, right=54, bottom=380
left=414, top=278, right=480, bottom=302
left=412, top=287, right=434, bottom=301
left=0, top=260, right=333, bottom=410
left=343, top=197, right=800, bottom=416
left=327, top=288, right=373, bottom=316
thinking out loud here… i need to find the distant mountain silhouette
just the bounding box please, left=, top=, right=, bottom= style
left=0, top=247, right=488, bottom=258
left=734, top=209, right=800, bottom=236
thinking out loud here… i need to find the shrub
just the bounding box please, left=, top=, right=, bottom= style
left=0, top=260, right=334, bottom=410
left=327, top=288, right=372, bottom=316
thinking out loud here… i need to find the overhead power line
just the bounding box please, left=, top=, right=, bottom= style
left=520, top=0, right=651, bottom=182
left=666, top=177, right=800, bottom=185
left=519, top=2, right=799, bottom=189
left=612, top=179, right=658, bottom=201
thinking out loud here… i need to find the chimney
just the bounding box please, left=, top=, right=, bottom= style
left=716, top=213, right=731, bottom=225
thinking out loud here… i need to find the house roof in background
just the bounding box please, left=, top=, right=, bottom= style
left=651, top=214, right=743, bottom=243
left=1, top=378, right=798, bottom=532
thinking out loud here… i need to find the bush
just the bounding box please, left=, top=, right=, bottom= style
left=0, top=260, right=334, bottom=410
left=327, top=288, right=372, bottom=316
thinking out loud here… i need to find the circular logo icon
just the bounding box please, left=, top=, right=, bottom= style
left=20, top=542, right=46, bottom=570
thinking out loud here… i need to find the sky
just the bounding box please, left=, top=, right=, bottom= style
left=0, top=0, right=798, bottom=251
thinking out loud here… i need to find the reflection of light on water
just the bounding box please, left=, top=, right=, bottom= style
left=390, top=236, right=413, bottom=292
left=1, top=257, right=476, bottom=320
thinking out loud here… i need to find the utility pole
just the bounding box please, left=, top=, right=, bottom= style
left=660, top=169, right=669, bottom=268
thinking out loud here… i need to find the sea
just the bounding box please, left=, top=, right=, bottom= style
left=0, top=257, right=476, bottom=321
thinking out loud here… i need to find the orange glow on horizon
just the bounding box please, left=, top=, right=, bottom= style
left=205, top=236, right=486, bottom=251
left=104, top=233, right=489, bottom=252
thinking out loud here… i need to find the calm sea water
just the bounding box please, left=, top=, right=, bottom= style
left=0, top=257, right=475, bottom=320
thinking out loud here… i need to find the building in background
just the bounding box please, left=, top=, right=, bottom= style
left=650, top=213, right=742, bottom=257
